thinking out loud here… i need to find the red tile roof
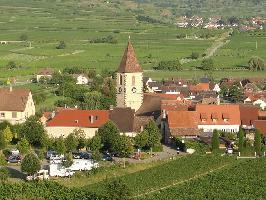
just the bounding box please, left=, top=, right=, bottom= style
left=146, top=93, right=181, bottom=100
left=0, top=88, right=31, bottom=111
left=38, top=68, right=54, bottom=75
left=161, top=99, right=192, bottom=112
left=196, top=104, right=241, bottom=125
left=46, top=110, right=109, bottom=128
left=239, top=105, right=259, bottom=126
left=189, top=83, right=210, bottom=91
left=168, top=111, right=198, bottom=128
left=254, top=120, right=266, bottom=135
left=118, top=41, right=142, bottom=73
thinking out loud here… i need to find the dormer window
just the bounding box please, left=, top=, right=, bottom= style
left=222, top=113, right=229, bottom=122
left=200, top=113, right=207, bottom=122
left=75, top=120, right=79, bottom=123
left=211, top=113, right=218, bottom=122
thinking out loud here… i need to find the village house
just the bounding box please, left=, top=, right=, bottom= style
left=72, top=74, right=92, bottom=85
left=0, top=88, right=35, bottom=124
left=45, top=109, right=109, bottom=138
left=36, top=68, right=54, bottom=82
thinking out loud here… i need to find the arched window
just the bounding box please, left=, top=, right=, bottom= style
left=132, top=76, right=135, bottom=86
left=120, top=74, right=123, bottom=85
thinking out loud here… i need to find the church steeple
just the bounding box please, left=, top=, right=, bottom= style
left=118, top=40, right=142, bottom=73
left=116, top=40, right=143, bottom=112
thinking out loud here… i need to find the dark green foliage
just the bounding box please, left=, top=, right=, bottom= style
left=19, top=34, right=28, bottom=41
left=88, top=134, right=102, bottom=152
left=0, top=132, right=6, bottom=150
left=248, top=56, right=265, bottom=71
left=90, top=35, right=117, bottom=44
left=136, top=15, right=162, bottom=24
left=200, top=58, right=214, bottom=70
left=17, top=138, right=30, bottom=155
left=65, top=133, right=79, bottom=152
left=145, top=121, right=162, bottom=151
left=228, top=83, right=243, bottom=102
left=105, top=179, right=131, bottom=200
left=175, top=137, right=186, bottom=152
left=238, top=128, right=245, bottom=152
left=134, top=130, right=149, bottom=149
left=62, top=153, right=73, bottom=168
left=54, top=136, right=66, bottom=155
left=6, top=61, right=17, bottom=70
left=19, top=116, right=46, bottom=147
left=56, top=41, right=66, bottom=49
left=63, top=67, right=85, bottom=74
left=211, top=130, right=220, bottom=151
left=98, top=121, right=120, bottom=153
left=21, top=153, right=41, bottom=175
left=0, top=167, right=9, bottom=182
left=154, top=59, right=182, bottom=71
left=0, top=181, right=103, bottom=200
left=191, top=52, right=199, bottom=59
left=114, top=135, right=134, bottom=158
left=254, top=129, right=262, bottom=154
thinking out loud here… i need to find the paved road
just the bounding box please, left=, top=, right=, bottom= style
left=113, top=145, right=185, bottom=164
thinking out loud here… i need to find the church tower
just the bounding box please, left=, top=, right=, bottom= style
left=116, top=40, right=143, bottom=111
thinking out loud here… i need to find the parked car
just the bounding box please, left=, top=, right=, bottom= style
left=226, top=148, right=233, bottom=154
left=80, top=152, right=92, bottom=159
left=49, top=154, right=64, bottom=164
left=26, top=170, right=49, bottom=181
left=72, top=152, right=81, bottom=159
left=46, top=150, right=57, bottom=159
left=102, top=154, right=112, bottom=161
left=7, top=155, right=21, bottom=163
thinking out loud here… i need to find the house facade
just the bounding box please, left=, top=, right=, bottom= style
left=36, top=68, right=54, bottom=82
left=46, top=110, right=109, bottom=138
left=0, top=88, right=35, bottom=124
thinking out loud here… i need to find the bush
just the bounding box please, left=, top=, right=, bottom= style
left=191, top=52, right=200, bottom=59
left=90, top=35, right=117, bottom=44
left=21, top=153, right=41, bottom=175
left=154, top=59, right=182, bottom=71
left=0, top=167, right=9, bottom=182
left=56, top=41, right=66, bottom=49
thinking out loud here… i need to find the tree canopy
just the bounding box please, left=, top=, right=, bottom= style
left=248, top=57, right=265, bottom=71
left=21, top=153, right=41, bottom=175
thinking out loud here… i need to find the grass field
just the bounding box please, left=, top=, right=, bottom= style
left=0, top=0, right=222, bottom=79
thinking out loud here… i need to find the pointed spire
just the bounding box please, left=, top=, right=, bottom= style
left=118, top=40, right=142, bottom=73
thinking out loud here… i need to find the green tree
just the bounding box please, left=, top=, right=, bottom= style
left=64, top=133, right=78, bottom=152
left=254, top=129, right=262, bottom=154
left=88, top=134, right=102, bottom=151
left=115, top=135, right=133, bottom=168
left=17, top=138, right=30, bottom=155
left=21, top=153, right=41, bottom=176
left=56, top=41, right=66, bottom=49
left=3, top=126, right=13, bottom=144
left=19, top=116, right=46, bottom=147
left=0, top=132, right=6, bottom=150
left=19, top=34, right=28, bottom=41
left=92, top=150, right=102, bottom=161
left=62, top=153, right=73, bottom=168
left=0, top=151, right=7, bottom=166
left=54, top=136, right=66, bottom=155
left=105, top=179, right=131, bottom=200
left=145, top=121, right=161, bottom=151
left=134, top=130, right=148, bottom=149
left=238, top=128, right=245, bottom=152
left=248, top=57, right=265, bottom=71
left=98, top=121, right=120, bottom=152
left=6, top=61, right=17, bottom=70
left=200, top=58, right=214, bottom=70
left=211, top=130, right=220, bottom=152
left=191, top=52, right=199, bottom=59
left=0, top=168, right=9, bottom=182
left=228, top=83, right=243, bottom=102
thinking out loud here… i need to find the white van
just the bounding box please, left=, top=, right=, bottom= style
left=49, top=164, right=75, bottom=177
left=68, top=159, right=99, bottom=171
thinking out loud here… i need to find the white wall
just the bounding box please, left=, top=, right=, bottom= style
left=198, top=125, right=239, bottom=133
left=46, top=126, right=98, bottom=138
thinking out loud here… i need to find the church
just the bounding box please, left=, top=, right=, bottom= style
left=116, top=40, right=143, bottom=112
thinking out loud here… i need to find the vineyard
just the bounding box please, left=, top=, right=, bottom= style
left=84, top=155, right=236, bottom=194
left=138, top=157, right=266, bottom=200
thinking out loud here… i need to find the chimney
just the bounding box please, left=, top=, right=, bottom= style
left=90, top=116, right=94, bottom=124
left=51, top=111, right=56, bottom=119
left=109, top=105, right=114, bottom=110
left=162, top=109, right=166, bottom=119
